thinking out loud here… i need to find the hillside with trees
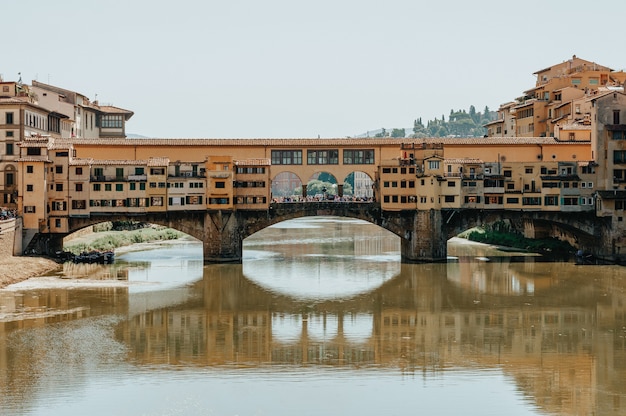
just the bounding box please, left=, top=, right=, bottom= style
left=367, top=105, right=497, bottom=138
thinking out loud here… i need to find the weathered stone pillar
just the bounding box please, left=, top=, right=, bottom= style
left=401, top=209, right=447, bottom=262
left=203, top=211, right=242, bottom=263
left=337, top=184, right=344, bottom=197
left=302, top=184, right=308, bottom=198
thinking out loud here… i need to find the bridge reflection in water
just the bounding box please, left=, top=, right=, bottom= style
left=1, top=219, right=626, bottom=416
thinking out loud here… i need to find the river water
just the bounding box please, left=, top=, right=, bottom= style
left=1, top=216, right=625, bottom=416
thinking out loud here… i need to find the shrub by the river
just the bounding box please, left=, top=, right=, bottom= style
left=463, top=221, right=575, bottom=257
left=65, top=227, right=183, bottom=254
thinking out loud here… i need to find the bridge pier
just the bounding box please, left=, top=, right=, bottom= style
left=383, top=209, right=447, bottom=262
left=203, top=211, right=243, bottom=263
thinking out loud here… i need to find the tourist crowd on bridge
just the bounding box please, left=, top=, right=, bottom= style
left=272, top=195, right=374, bottom=203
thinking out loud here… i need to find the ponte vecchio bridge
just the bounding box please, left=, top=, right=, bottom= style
left=17, top=136, right=613, bottom=262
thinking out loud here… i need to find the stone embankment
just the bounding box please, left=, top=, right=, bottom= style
left=0, top=219, right=59, bottom=288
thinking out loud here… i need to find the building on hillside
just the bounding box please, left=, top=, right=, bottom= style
left=486, top=55, right=626, bottom=139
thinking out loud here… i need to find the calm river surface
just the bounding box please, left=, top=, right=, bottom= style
left=1, top=216, right=626, bottom=416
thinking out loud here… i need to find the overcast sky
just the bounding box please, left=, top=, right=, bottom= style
left=3, top=0, right=624, bottom=138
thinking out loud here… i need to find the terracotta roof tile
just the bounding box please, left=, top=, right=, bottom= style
left=89, top=159, right=148, bottom=166
left=147, top=157, right=170, bottom=166
left=16, top=157, right=51, bottom=163
left=68, top=158, right=94, bottom=166
left=444, top=158, right=484, bottom=164
left=65, top=137, right=581, bottom=147
left=234, top=158, right=271, bottom=166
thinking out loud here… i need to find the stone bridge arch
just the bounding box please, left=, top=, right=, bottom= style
left=38, top=207, right=612, bottom=265
left=441, top=209, right=611, bottom=256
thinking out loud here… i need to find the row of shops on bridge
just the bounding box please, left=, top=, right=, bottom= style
left=15, top=136, right=611, bottom=233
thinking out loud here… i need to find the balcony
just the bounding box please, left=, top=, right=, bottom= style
left=90, top=175, right=145, bottom=182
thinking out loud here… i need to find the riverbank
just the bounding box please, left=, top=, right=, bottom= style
left=0, top=224, right=186, bottom=289
left=0, top=226, right=59, bottom=289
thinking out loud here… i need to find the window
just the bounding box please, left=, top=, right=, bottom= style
left=55, top=183, right=63, bottom=191
left=93, top=184, right=101, bottom=191
left=209, top=198, right=230, bottom=204
left=563, top=197, right=578, bottom=206
left=130, top=182, right=136, bottom=191
left=271, top=150, right=303, bottom=165
left=52, top=201, right=66, bottom=211
left=444, top=195, right=455, bottom=203
left=76, top=183, right=83, bottom=192
left=140, top=182, right=146, bottom=190
left=150, top=197, right=163, bottom=206
left=6, top=131, right=13, bottom=137
left=522, top=197, right=541, bottom=206
left=105, top=184, right=112, bottom=191
left=100, top=114, right=124, bottom=128
left=26, top=184, right=33, bottom=192
left=24, top=206, right=36, bottom=213
left=116, top=184, right=123, bottom=191
left=215, top=181, right=226, bottom=188
left=428, top=160, right=440, bottom=170
left=72, top=200, right=86, bottom=209
left=26, top=148, right=41, bottom=156
left=26, top=165, right=34, bottom=174
left=55, top=165, right=63, bottom=174
left=343, top=149, right=374, bottom=165
left=116, top=168, right=124, bottom=179
left=6, top=173, right=14, bottom=186
left=614, top=151, right=626, bottom=164
left=544, top=196, right=559, bottom=206
left=5, top=143, right=13, bottom=155
left=447, top=181, right=456, bottom=187
left=135, top=167, right=145, bottom=175
left=6, top=112, right=13, bottom=124
left=614, top=110, right=621, bottom=125
left=307, top=149, right=339, bottom=165
left=76, top=167, right=83, bottom=175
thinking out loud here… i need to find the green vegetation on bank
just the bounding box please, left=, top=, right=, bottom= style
left=459, top=221, right=576, bottom=257
left=64, top=221, right=183, bottom=254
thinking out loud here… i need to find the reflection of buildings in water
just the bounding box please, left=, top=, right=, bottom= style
left=61, top=262, right=130, bottom=281
left=446, top=256, right=580, bottom=296
left=113, top=265, right=626, bottom=415
left=0, top=285, right=129, bottom=404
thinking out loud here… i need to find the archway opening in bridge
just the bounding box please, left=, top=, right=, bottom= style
left=306, top=172, right=338, bottom=199
left=343, top=171, right=374, bottom=199
left=271, top=171, right=302, bottom=199
left=242, top=216, right=401, bottom=300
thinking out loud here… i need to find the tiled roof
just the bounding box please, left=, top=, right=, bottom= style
left=444, top=158, right=484, bottom=164
left=234, top=158, right=271, bottom=166
left=64, top=136, right=585, bottom=147
left=89, top=159, right=148, bottom=166
left=16, top=157, right=51, bottom=163
left=147, top=157, right=170, bottom=166
left=18, top=140, right=49, bottom=147
left=69, top=158, right=94, bottom=166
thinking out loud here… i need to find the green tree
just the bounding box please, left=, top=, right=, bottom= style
left=391, top=128, right=405, bottom=138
